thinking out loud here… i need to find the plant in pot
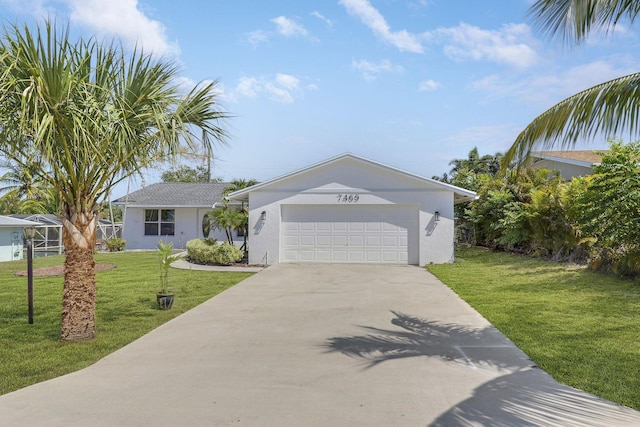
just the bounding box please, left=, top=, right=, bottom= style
left=157, top=240, right=180, bottom=309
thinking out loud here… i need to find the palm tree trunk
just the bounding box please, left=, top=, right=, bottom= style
left=60, top=211, right=97, bottom=341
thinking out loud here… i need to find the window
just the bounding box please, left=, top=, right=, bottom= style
left=145, top=209, right=175, bottom=236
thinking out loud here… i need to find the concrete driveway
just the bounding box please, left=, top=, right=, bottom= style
left=1, top=264, right=639, bottom=426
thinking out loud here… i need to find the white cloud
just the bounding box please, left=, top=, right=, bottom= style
left=246, top=30, right=269, bottom=46
left=311, top=11, right=333, bottom=29
left=352, top=59, right=404, bottom=81
left=419, top=79, right=441, bottom=91
left=472, top=59, right=638, bottom=107
left=339, top=0, right=424, bottom=53
left=275, top=73, right=300, bottom=90
left=271, top=16, right=308, bottom=38
left=67, top=0, right=179, bottom=55
left=0, top=0, right=179, bottom=55
left=236, top=77, right=261, bottom=99
left=231, top=73, right=305, bottom=104
left=440, top=125, right=520, bottom=153
left=433, top=23, right=537, bottom=69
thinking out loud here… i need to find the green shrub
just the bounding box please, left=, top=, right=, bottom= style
left=106, top=237, right=126, bottom=252
left=186, top=239, right=243, bottom=265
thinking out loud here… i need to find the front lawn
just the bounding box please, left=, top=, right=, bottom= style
left=0, top=251, right=253, bottom=396
left=428, top=246, right=640, bottom=410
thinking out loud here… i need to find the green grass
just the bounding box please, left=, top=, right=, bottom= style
left=0, top=251, right=253, bottom=396
left=428, top=246, right=640, bottom=410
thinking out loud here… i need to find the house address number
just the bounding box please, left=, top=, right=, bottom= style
left=336, top=194, right=360, bottom=203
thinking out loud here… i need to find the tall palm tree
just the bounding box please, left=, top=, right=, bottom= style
left=0, top=21, right=229, bottom=341
left=503, top=0, right=640, bottom=165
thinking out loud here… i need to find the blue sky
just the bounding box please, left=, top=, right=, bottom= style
left=1, top=0, right=638, bottom=198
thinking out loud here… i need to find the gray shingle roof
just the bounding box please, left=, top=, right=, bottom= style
left=0, top=215, right=41, bottom=227
left=112, top=182, right=230, bottom=208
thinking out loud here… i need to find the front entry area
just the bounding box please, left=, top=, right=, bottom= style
left=280, top=204, right=417, bottom=264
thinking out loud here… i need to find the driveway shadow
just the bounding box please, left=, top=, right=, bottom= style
left=324, top=310, right=526, bottom=370
left=324, top=311, right=640, bottom=426
left=429, top=369, right=640, bottom=427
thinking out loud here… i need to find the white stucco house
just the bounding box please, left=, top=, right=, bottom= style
left=530, top=150, right=606, bottom=180
left=228, top=153, right=477, bottom=266
left=0, top=215, right=40, bottom=262
left=113, top=182, right=242, bottom=250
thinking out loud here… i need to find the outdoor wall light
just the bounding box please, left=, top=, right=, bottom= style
left=434, top=211, right=440, bottom=222
left=260, top=211, right=267, bottom=222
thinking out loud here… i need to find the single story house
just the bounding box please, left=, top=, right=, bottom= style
left=113, top=182, right=241, bottom=250
left=0, top=215, right=40, bottom=261
left=530, top=150, right=606, bottom=180
left=228, top=153, right=477, bottom=266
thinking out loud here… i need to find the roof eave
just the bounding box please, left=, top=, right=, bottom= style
left=228, top=153, right=478, bottom=200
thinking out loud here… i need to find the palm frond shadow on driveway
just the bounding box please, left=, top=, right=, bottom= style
left=324, top=311, right=524, bottom=370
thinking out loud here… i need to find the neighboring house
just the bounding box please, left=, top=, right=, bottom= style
left=113, top=182, right=240, bottom=250
left=530, top=150, right=606, bottom=180
left=0, top=215, right=40, bottom=261
left=228, top=153, right=477, bottom=266
left=8, top=214, right=121, bottom=254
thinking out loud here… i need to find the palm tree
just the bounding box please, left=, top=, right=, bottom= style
left=0, top=161, right=49, bottom=205
left=222, top=179, right=258, bottom=251
left=503, top=0, right=640, bottom=165
left=208, top=205, right=245, bottom=245
left=0, top=21, right=229, bottom=341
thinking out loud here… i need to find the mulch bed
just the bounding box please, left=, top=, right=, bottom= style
left=14, top=264, right=117, bottom=277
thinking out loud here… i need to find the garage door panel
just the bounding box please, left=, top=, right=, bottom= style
left=383, top=251, right=404, bottom=263
left=366, top=222, right=382, bottom=232
left=316, top=223, right=331, bottom=232
left=366, top=235, right=381, bottom=246
left=300, top=235, right=315, bottom=246
left=332, top=235, right=348, bottom=246
left=281, top=205, right=416, bottom=264
left=333, top=222, right=347, bottom=231
left=316, top=250, right=332, bottom=262
left=349, top=236, right=365, bottom=246
left=350, top=251, right=365, bottom=262
left=349, top=222, right=365, bottom=232
left=317, top=236, right=331, bottom=246
left=383, top=236, right=399, bottom=247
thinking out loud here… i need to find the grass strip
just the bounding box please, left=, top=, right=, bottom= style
left=428, top=246, right=640, bottom=410
left=0, top=251, right=253, bottom=396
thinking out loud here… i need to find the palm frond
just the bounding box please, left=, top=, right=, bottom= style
left=503, top=71, right=640, bottom=166
left=529, top=0, right=640, bottom=44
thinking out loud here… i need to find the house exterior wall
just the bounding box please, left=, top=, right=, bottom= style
left=532, top=159, right=593, bottom=180
left=121, top=207, right=237, bottom=250
left=0, top=227, right=24, bottom=262
left=245, top=158, right=456, bottom=266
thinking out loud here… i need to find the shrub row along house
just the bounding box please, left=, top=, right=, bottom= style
left=114, top=154, right=477, bottom=266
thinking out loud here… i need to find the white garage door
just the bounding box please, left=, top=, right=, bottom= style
left=281, top=204, right=416, bottom=264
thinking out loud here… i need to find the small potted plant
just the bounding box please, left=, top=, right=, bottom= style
left=157, top=240, right=180, bottom=309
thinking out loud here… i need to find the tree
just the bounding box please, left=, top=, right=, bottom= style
left=208, top=205, right=245, bottom=245
left=222, top=179, right=258, bottom=251
left=571, top=139, right=640, bottom=274
left=503, top=0, right=640, bottom=165
left=161, top=164, right=220, bottom=183
left=0, top=21, right=229, bottom=341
